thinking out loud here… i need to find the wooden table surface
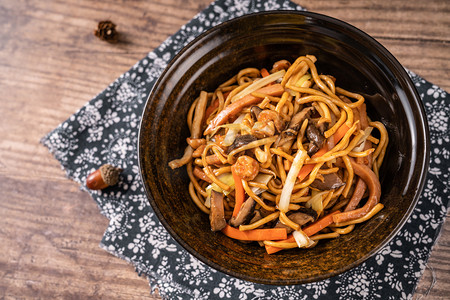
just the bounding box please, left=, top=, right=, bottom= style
left=1, top=0, right=448, bottom=298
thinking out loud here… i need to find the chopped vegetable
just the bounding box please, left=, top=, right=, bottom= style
left=295, top=74, right=311, bottom=87
left=250, top=173, right=273, bottom=195
left=205, top=98, right=219, bottom=120
left=221, top=225, right=287, bottom=241
left=205, top=172, right=235, bottom=197
left=279, top=149, right=308, bottom=212
left=305, top=190, right=328, bottom=215
left=260, top=68, right=270, bottom=78
left=265, top=211, right=340, bottom=254
left=231, top=70, right=285, bottom=103
left=204, top=84, right=285, bottom=134
left=298, top=123, right=350, bottom=181
left=222, top=114, right=246, bottom=146
left=292, top=229, right=314, bottom=248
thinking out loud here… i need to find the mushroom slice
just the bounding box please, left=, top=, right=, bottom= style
left=306, top=121, right=325, bottom=156
left=227, top=134, right=257, bottom=154
left=210, top=190, right=227, bottom=231
left=229, top=198, right=256, bottom=227
left=275, top=208, right=317, bottom=234
left=277, top=107, right=314, bottom=148
left=310, top=172, right=345, bottom=191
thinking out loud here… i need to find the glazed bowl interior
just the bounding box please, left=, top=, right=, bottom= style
left=138, top=11, right=429, bottom=285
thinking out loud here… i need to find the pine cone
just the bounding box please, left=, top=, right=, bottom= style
left=94, top=20, right=118, bottom=43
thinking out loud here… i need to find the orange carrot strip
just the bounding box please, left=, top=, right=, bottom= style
left=204, top=84, right=285, bottom=134
left=297, top=124, right=350, bottom=181
left=302, top=211, right=340, bottom=236
left=297, top=147, right=327, bottom=181
left=205, top=98, right=219, bottom=120
left=333, top=123, right=351, bottom=143
left=231, top=166, right=245, bottom=217
left=265, top=211, right=340, bottom=254
left=222, top=225, right=287, bottom=241
left=260, top=68, right=270, bottom=78
left=205, top=92, right=231, bottom=120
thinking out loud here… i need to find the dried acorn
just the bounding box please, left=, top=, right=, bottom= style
left=86, top=164, right=122, bottom=190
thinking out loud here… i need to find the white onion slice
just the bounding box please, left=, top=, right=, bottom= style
left=293, top=229, right=314, bottom=248
left=231, top=70, right=285, bottom=103
left=278, top=149, right=308, bottom=212
left=222, top=114, right=246, bottom=146
left=352, top=127, right=373, bottom=152
left=250, top=173, right=273, bottom=195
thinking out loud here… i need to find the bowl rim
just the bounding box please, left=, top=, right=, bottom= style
left=138, top=10, right=430, bottom=285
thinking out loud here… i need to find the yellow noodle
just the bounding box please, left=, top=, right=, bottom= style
left=189, top=182, right=210, bottom=214
left=218, top=75, right=237, bottom=88
left=204, top=166, right=231, bottom=191
left=212, top=166, right=232, bottom=176
left=348, top=148, right=375, bottom=158
left=187, top=96, right=199, bottom=133
left=341, top=155, right=354, bottom=198
left=310, top=232, right=340, bottom=240
left=332, top=224, right=355, bottom=234
left=276, top=91, right=290, bottom=113
left=270, top=148, right=294, bottom=162
left=367, top=135, right=379, bottom=144
left=277, top=155, right=287, bottom=184
left=279, top=211, right=300, bottom=231
left=248, top=181, right=269, bottom=190
left=321, top=191, right=334, bottom=212
left=332, top=203, right=385, bottom=227
left=319, top=75, right=336, bottom=94
left=336, top=87, right=365, bottom=108
left=369, top=121, right=388, bottom=160
left=263, top=241, right=298, bottom=249
left=187, top=162, right=208, bottom=197
left=242, top=179, right=276, bottom=211
left=227, top=136, right=278, bottom=164
left=324, top=109, right=346, bottom=138
left=261, top=192, right=277, bottom=202
left=318, top=167, right=339, bottom=174
left=239, top=211, right=280, bottom=231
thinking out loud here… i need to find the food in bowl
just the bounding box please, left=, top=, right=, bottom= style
left=169, top=54, right=389, bottom=254
left=139, top=11, right=429, bottom=284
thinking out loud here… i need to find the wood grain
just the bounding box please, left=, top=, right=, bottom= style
left=0, top=0, right=448, bottom=299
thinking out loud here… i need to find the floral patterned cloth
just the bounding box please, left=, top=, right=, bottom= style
left=41, top=0, right=449, bottom=299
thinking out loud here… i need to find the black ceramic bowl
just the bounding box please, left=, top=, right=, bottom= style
left=138, top=11, right=429, bottom=285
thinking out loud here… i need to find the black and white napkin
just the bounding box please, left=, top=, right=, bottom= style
left=42, top=0, right=449, bottom=299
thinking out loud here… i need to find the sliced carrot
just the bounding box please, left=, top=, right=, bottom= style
left=265, top=211, right=340, bottom=254
left=297, top=147, right=327, bottom=181
left=222, top=225, right=287, bottom=241
left=205, top=98, right=219, bottom=120
left=204, top=92, right=231, bottom=120
left=333, top=123, right=351, bottom=143
left=231, top=166, right=245, bottom=217
left=297, top=123, right=350, bottom=181
left=302, top=211, right=340, bottom=236
left=260, top=68, right=270, bottom=78
left=204, top=84, right=285, bottom=134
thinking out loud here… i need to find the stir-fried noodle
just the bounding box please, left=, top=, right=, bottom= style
left=169, top=55, right=388, bottom=253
